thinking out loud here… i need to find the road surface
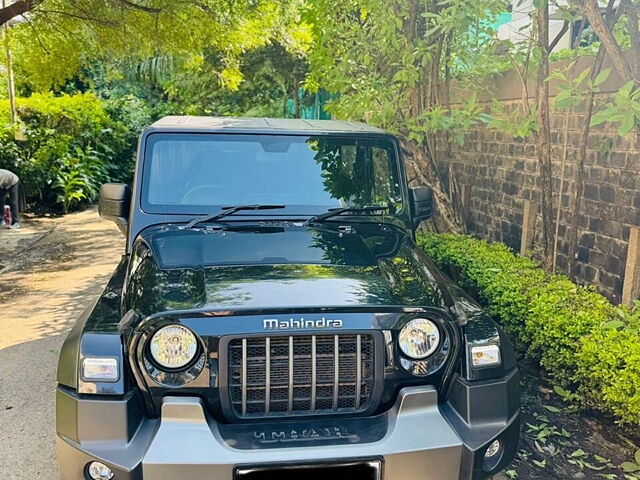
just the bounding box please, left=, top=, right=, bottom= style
left=0, top=208, right=122, bottom=479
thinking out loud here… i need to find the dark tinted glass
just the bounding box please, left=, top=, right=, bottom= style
left=142, top=134, right=402, bottom=214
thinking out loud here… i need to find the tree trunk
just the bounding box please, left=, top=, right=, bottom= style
left=623, top=0, right=640, bottom=78
left=402, top=139, right=466, bottom=234
left=576, top=0, right=635, bottom=83
left=398, top=0, right=465, bottom=234
left=567, top=0, right=620, bottom=279
left=292, top=81, right=301, bottom=119
left=535, top=1, right=555, bottom=271
left=553, top=108, right=571, bottom=272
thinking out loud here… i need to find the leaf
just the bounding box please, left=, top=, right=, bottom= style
left=533, top=0, right=547, bottom=9
left=560, top=10, right=575, bottom=22
left=622, top=462, right=640, bottom=473
left=555, top=96, right=575, bottom=110
left=594, top=68, right=612, bottom=87
left=603, top=320, right=624, bottom=330
left=635, top=450, right=640, bottom=465
left=477, top=113, right=493, bottom=124
left=554, top=385, right=570, bottom=398
left=618, top=115, right=636, bottom=136
left=591, top=110, right=610, bottom=127
left=532, top=459, right=547, bottom=468
left=543, top=405, right=561, bottom=413
left=571, top=448, right=586, bottom=457
left=576, top=66, right=591, bottom=85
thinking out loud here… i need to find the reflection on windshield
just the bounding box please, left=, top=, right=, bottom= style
left=143, top=134, right=403, bottom=214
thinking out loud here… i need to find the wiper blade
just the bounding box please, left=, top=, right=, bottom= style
left=185, top=204, right=286, bottom=229
left=303, top=205, right=388, bottom=226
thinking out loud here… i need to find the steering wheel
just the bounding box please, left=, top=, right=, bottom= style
left=182, top=185, right=233, bottom=205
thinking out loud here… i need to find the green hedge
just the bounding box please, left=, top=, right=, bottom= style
left=0, top=92, right=152, bottom=212
left=418, top=233, right=640, bottom=426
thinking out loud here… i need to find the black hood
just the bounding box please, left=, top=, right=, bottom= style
left=123, top=223, right=448, bottom=317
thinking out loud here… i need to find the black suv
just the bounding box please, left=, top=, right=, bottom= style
left=56, top=117, right=519, bottom=480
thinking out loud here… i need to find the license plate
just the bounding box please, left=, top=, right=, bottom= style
left=235, top=459, right=382, bottom=480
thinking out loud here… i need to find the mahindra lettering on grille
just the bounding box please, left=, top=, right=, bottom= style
left=228, top=334, right=376, bottom=418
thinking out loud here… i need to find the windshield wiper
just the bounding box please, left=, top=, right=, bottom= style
left=185, top=204, right=286, bottom=229
left=303, top=205, right=388, bottom=226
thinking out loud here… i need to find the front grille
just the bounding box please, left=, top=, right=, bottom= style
left=228, top=334, right=376, bottom=418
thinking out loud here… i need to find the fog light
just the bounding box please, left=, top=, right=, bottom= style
left=485, top=439, right=501, bottom=458
left=87, top=461, right=114, bottom=480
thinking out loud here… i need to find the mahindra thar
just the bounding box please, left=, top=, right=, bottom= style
left=56, top=117, right=520, bottom=480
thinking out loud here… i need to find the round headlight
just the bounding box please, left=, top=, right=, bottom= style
left=149, top=325, right=198, bottom=369
left=398, top=318, right=440, bottom=359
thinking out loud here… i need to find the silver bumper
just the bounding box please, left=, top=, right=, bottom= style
left=143, top=386, right=462, bottom=479
left=58, top=386, right=465, bottom=479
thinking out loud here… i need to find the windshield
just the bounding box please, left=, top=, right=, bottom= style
left=142, top=133, right=403, bottom=215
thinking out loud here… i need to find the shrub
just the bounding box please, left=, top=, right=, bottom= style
left=577, top=306, right=640, bottom=423
left=418, top=233, right=640, bottom=426
left=0, top=92, right=152, bottom=212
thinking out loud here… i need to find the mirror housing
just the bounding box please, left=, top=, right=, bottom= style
left=99, top=183, right=131, bottom=236
left=410, top=186, right=433, bottom=228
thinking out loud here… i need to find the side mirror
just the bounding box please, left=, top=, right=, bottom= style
left=410, top=186, right=432, bottom=228
left=99, top=183, right=131, bottom=236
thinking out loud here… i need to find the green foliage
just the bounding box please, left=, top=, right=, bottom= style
left=487, top=100, right=537, bottom=138
left=7, top=0, right=310, bottom=125
left=577, top=304, right=640, bottom=424
left=548, top=62, right=610, bottom=111
left=591, top=81, right=640, bottom=136
left=0, top=92, right=152, bottom=212
left=54, top=147, right=108, bottom=213
left=549, top=44, right=601, bottom=62
left=417, top=233, right=640, bottom=426
left=170, top=42, right=311, bottom=117
left=408, top=94, right=491, bottom=145
left=305, top=0, right=506, bottom=137
left=11, top=0, right=299, bottom=92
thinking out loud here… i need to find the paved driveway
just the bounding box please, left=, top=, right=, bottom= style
left=0, top=209, right=122, bottom=479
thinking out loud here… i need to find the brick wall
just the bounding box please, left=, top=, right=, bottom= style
left=448, top=97, right=640, bottom=303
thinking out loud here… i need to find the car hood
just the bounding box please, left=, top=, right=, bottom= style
left=123, top=223, right=447, bottom=317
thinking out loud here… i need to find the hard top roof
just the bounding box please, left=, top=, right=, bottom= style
left=148, top=116, right=388, bottom=135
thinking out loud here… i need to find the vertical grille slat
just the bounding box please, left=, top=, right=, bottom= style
left=265, top=337, right=271, bottom=415
left=228, top=334, right=376, bottom=419
left=241, top=338, right=247, bottom=416
left=310, top=336, right=317, bottom=411
left=355, top=334, right=362, bottom=410
left=333, top=335, right=339, bottom=411
left=288, top=336, right=294, bottom=413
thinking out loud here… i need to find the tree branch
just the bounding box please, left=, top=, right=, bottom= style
left=38, top=9, right=119, bottom=27
left=575, top=0, right=635, bottom=82
left=0, top=0, right=42, bottom=26
left=622, top=0, right=640, bottom=78
left=549, top=20, right=569, bottom=51
left=107, top=0, right=161, bottom=14
left=567, top=0, right=620, bottom=279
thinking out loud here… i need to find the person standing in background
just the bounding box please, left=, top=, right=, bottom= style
left=0, top=168, right=20, bottom=229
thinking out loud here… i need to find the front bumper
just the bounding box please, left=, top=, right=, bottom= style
left=57, top=371, right=520, bottom=480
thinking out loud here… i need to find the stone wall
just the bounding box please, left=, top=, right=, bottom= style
left=448, top=97, right=640, bottom=303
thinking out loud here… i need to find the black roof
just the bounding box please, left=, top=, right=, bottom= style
left=147, top=116, right=388, bottom=135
